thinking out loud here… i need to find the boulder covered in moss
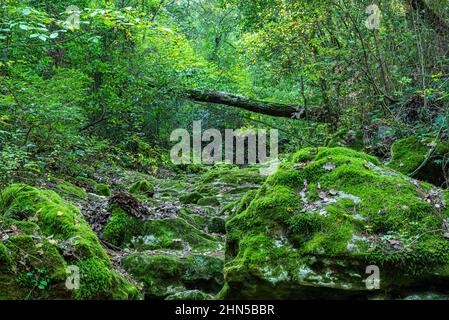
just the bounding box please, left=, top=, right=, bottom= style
left=220, top=147, right=449, bottom=299
left=198, top=196, right=220, bottom=207
left=0, top=184, right=141, bottom=300
left=179, top=164, right=266, bottom=208
left=102, top=203, right=221, bottom=252
left=200, top=164, right=265, bottom=186
left=122, top=254, right=223, bottom=299
left=129, top=180, right=155, bottom=198
left=180, top=191, right=204, bottom=204
left=94, top=183, right=112, bottom=197
left=388, top=136, right=449, bottom=186
left=207, top=217, right=226, bottom=234
left=57, top=182, right=88, bottom=199
left=166, top=290, right=213, bottom=300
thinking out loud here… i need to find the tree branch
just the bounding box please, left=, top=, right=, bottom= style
left=183, top=89, right=306, bottom=119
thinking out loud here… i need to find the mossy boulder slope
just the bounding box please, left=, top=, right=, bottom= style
left=0, top=184, right=141, bottom=300
left=388, top=136, right=449, bottom=186
left=220, top=147, right=449, bottom=299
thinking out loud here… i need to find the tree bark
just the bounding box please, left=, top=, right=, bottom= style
left=184, top=89, right=306, bottom=119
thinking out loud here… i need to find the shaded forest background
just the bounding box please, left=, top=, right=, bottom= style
left=1, top=0, right=449, bottom=187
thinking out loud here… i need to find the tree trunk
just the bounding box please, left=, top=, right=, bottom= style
left=184, top=89, right=307, bottom=119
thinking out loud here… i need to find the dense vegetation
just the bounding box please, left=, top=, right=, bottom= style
left=1, top=0, right=449, bottom=300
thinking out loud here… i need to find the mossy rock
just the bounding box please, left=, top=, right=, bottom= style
left=207, top=217, right=226, bottom=234
left=0, top=184, right=141, bottom=300
left=220, top=147, right=449, bottom=299
left=103, top=205, right=220, bottom=251
left=129, top=180, right=155, bottom=198
left=179, top=209, right=210, bottom=231
left=174, top=163, right=206, bottom=174
left=221, top=190, right=257, bottom=217
left=122, top=254, right=223, bottom=299
left=102, top=204, right=144, bottom=247
left=165, top=290, right=213, bottom=300
left=198, top=196, right=220, bottom=207
left=388, top=136, right=449, bottom=186
left=191, top=184, right=220, bottom=197
left=200, top=166, right=265, bottom=186
left=94, top=183, right=112, bottom=197
left=57, top=182, right=88, bottom=199
left=179, top=192, right=203, bottom=204
left=326, top=129, right=364, bottom=151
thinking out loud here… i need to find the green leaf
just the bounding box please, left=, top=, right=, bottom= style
left=49, top=32, right=59, bottom=39
left=103, top=19, right=116, bottom=27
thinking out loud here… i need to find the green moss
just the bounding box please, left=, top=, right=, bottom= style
left=129, top=180, right=154, bottom=197
left=0, top=184, right=105, bottom=259
left=3, top=234, right=66, bottom=294
left=207, top=217, right=226, bottom=234
left=192, top=184, right=219, bottom=196
left=389, top=136, right=449, bottom=185
left=102, top=205, right=143, bottom=247
left=182, top=255, right=224, bottom=291
left=74, top=256, right=141, bottom=300
left=179, top=209, right=210, bottom=230
left=74, top=257, right=113, bottom=299
left=134, top=218, right=220, bottom=251
left=174, top=163, right=206, bottom=174
left=180, top=192, right=203, bottom=204
left=165, top=290, right=213, bottom=300
left=122, top=254, right=223, bottom=299
left=198, top=196, right=220, bottom=207
left=94, top=183, right=112, bottom=197
left=221, top=190, right=257, bottom=217
left=102, top=204, right=220, bottom=251
left=0, top=184, right=141, bottom=300
left=201, top=166, right=264, bottom=185
left=0, top=243, right=12, bottom=270
left=122, top=254, right=184, bottom=298
left=57, top=182, right=88, bottom=198
left=222, top=147, right=449, bottom=299
left=292, top=147, right=380, bottom=165
left=325, top=129, right=364, bottom=150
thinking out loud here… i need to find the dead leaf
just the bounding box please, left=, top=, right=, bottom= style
left=324, top=163, right=336, bottom=171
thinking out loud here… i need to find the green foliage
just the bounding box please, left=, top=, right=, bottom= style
left=1, top=0, right=449, bottom=302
